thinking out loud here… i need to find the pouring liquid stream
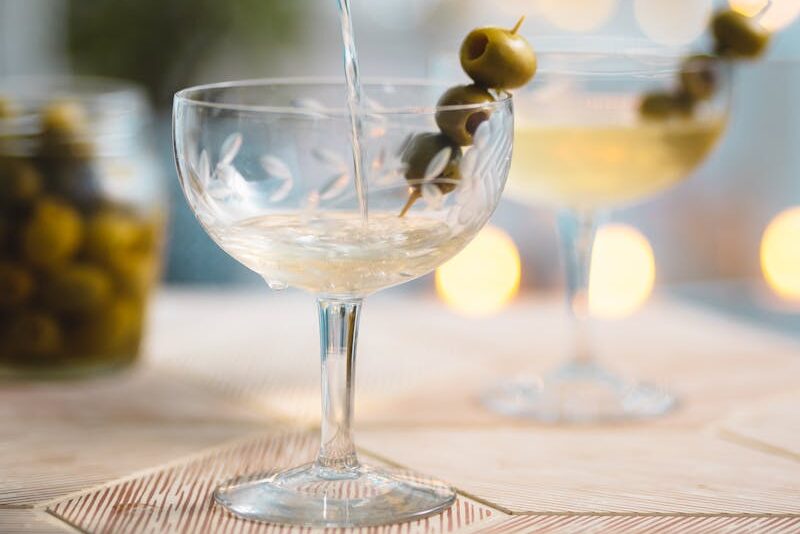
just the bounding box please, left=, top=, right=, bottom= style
left=337, top=0, right=368, bottom=221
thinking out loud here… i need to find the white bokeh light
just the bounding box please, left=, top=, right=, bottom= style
left=634, top=0, right=713, bottom=45
left=589, top=224, right=656, bottom=319
left=729, top=0, right=800, bottom=32
left=535, top=0, right=618, bottom=33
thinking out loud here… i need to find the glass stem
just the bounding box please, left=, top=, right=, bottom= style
left=315, top=297, right=362, bottom=472
left=557, top=209, right=599, bottom=367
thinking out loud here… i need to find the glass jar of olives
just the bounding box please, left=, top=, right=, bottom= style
left=0, top=77, right=165, bottom=378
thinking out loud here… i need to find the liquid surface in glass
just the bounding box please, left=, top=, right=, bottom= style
left=508, top=117, right=725, bottom=209
left=212, top=213, right=470, bottom=296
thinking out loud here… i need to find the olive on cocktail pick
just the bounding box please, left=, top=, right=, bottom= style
left=399, top=133, right=461, bottom=217
left=639, top=92, right=678, bottom=120
left=712, top=9, right=770, bottom=58
left=673, top=91, right=697, bottom=117
left=680, top=54, right=719, bottom=101
left=639, top=90, right=696, bottom=120
left=460, top=16, right=537, bottom=90
left=435, top=85, right=495, bottom=146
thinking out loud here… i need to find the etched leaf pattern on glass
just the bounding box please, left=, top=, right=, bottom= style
left=183, top=105, right=510, bottom=230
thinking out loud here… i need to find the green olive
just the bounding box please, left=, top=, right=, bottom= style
left=39, top=140, right=95, bottom=161
left=22, top=198, right=83, bottom=268
left=39, top=101, right=95, bottom=160
left=41, top=100, right=89, bottom=139
left=0, top=217, right=8, bottom=249
left=0, top=262, right=35, bottom=308
left=72, top=297, right=142, bottom=356
left=0, top=160, right=42, bottom=206
left=712, top=10, right=770, bottom=59
left=44, top=264, right=112, bottom=313
left=84, top=210, right=141, bottom=265
left=5, top=311, right=63, bottom=358
left=400, top=133, right=461, bottom=216
left=639, top=91, right=695, bottom=120
left=435, top=85, right=495, bottom=146
left=639, top=92, right=676, bottom=120
left=680, top=54, right=719, bottom=101
left=129, top=215, right=163, bottom=254
left=673, top=91, right=696, bottom=117
left=38, top=159, right=101, bottom=209
left=0, top=97, right=18, bottom=119
left=109, top=251, right=158, bottom=298
left=460, top=17, right=537, bottom=90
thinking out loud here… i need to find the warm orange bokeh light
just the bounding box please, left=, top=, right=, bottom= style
left=761, top=207, right=800, bottom=300
left=435, top=225, right=521, bottom=317
left=589, top=224, right=656, bottom=319
left=729, top=0, right=800, bottom=32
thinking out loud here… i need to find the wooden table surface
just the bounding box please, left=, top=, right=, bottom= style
left=2, top=289, right=800, bottom=533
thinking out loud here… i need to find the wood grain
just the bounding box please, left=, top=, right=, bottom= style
left=0, top=366, right=268, bottom=507
left=358, top=427, right=800, bottom=514
left=49, top=431, right=501, bottom=534
left=717, top=391, right=800, bottom=462
left=145, top=291, right=800, bottom=430
left=0, top=510, right=76, bottom=533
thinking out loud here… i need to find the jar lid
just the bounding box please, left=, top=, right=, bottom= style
left=0, top=76, right=150, bottom=157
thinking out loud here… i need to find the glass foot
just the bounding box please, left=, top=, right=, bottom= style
left=214, top=462, right=456, bottom=528
left=483, top=361, right=677, bottom=423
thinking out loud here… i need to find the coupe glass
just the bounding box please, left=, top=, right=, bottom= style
left=483, top=50, right=730, bottom=422
left=173, top=79, right=513, bottom=527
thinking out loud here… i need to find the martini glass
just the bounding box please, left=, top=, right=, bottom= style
left=173, top=78, right=513, bottom=526
left=483, top=50, right=730, bottom=423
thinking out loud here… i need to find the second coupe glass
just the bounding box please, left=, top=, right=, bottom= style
left=483, top=50, right=730, bottom=423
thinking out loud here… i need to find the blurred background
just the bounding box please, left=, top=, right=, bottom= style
left=2, top=0, right=798, bottom=334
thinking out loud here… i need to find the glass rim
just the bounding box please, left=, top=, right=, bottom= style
left=514, top=37, right=719, bottom=77
left=0, top=74, right=147, bottom=105
left=173, top=77, right=513, bottom=116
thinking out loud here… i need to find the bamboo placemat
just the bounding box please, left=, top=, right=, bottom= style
left=49, top=431, right=499, bottom=534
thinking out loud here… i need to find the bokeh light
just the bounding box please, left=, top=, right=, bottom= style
left=436, top=225, right=521, bottom=317
left=729, top=0, right=800, bottom=32
left=535, top=0, right=618, bottom=33
left=364, top=0, right=432, bottom=30
left=634, top=0, right=713, bottom=45
left=589, top=224, right=656, bottom=319
left=761, top=207, right=800, bottom=300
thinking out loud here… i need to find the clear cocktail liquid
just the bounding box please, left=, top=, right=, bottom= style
left=214, top=212, right=466, bottom=295
left=337, top=0, right=368, bottom=221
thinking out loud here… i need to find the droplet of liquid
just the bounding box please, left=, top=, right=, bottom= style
left=266, top=279, right=288, bottom=291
